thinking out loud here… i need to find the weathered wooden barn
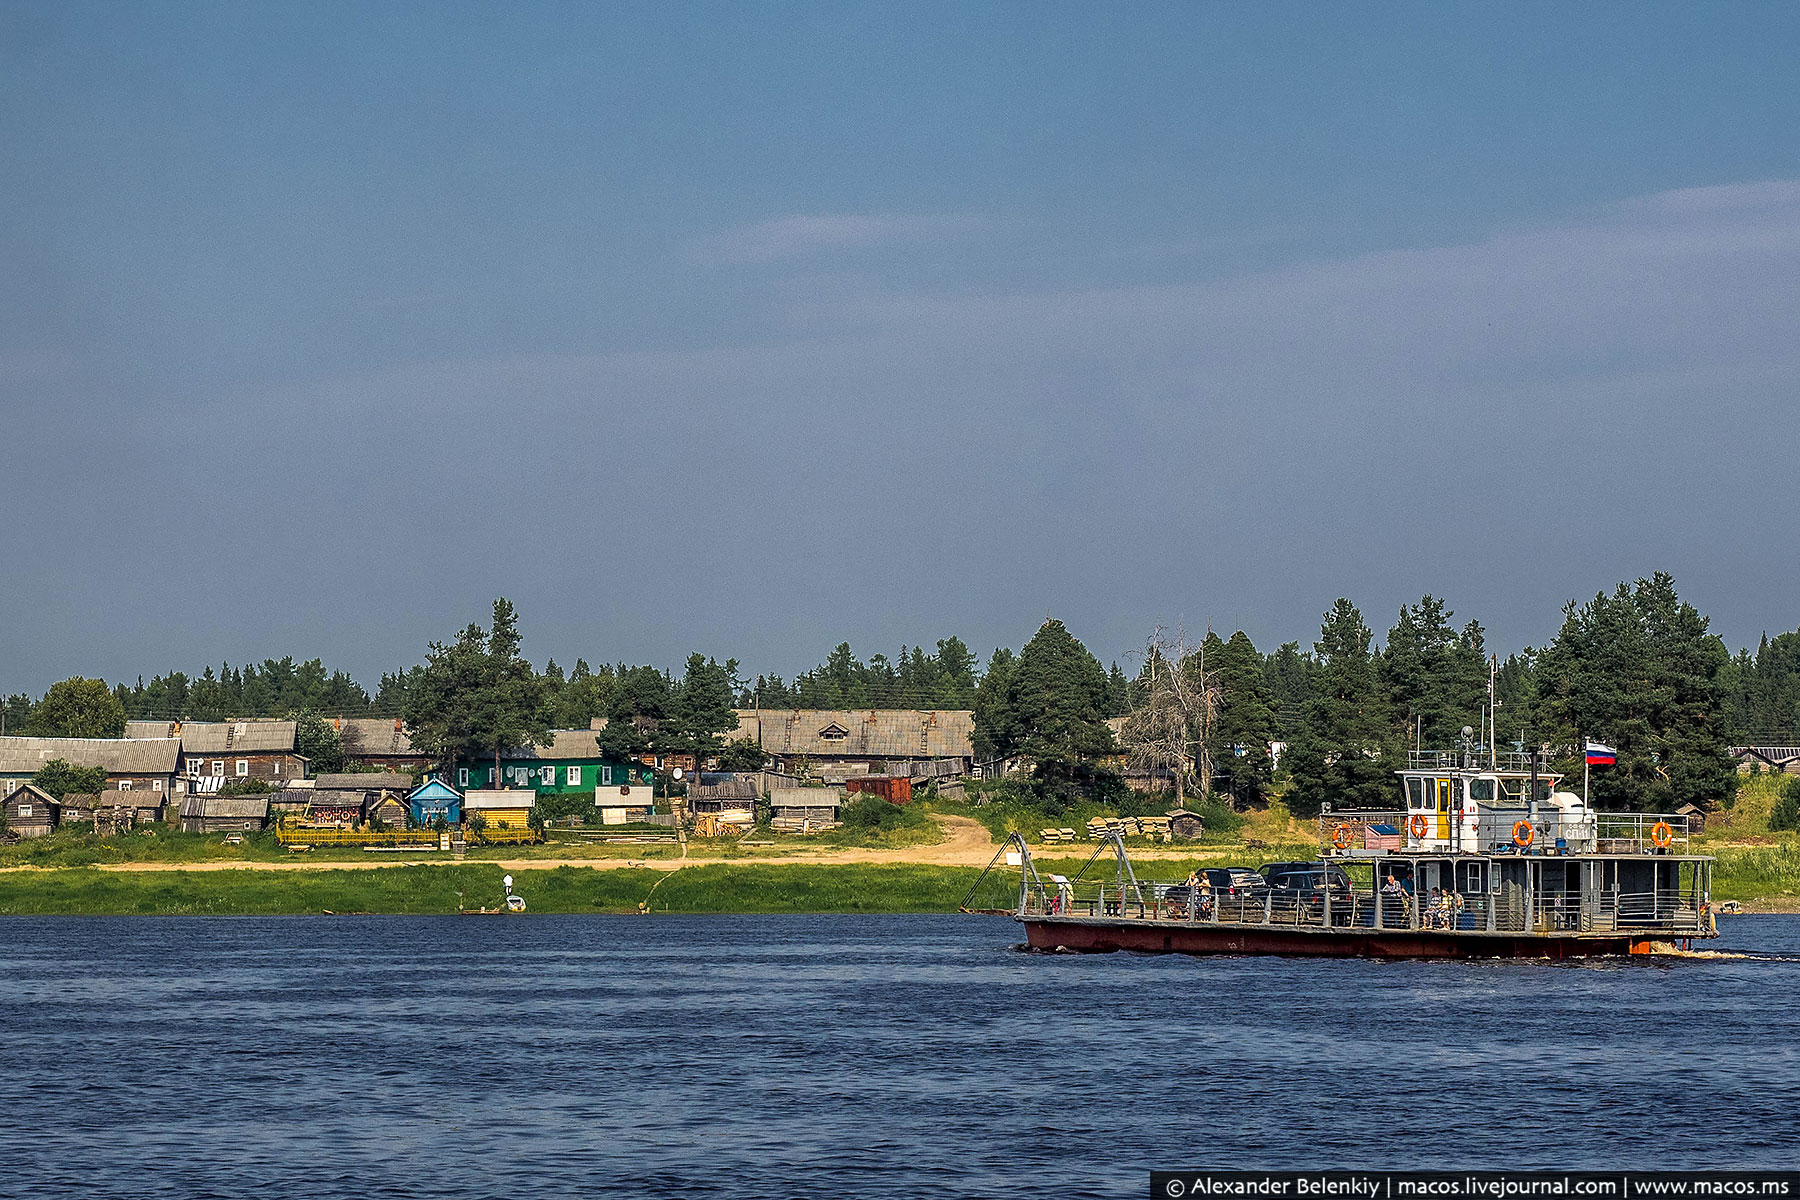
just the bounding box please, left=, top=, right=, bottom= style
left=58, top=791, right=165, bottom=833
left=179, top=794, right=271, bottom=833
left=768, top=787, right=841, bottom=832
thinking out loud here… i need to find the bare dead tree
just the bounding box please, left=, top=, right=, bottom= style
left=1120, top=625, right=1223, bottom=807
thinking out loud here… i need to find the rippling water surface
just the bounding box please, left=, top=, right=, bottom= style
left=2, top=913, right=1796, bottom=1198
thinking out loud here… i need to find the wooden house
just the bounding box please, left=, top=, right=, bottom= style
left=1165, top=809, right=1206, bottom=840
left=127, top=720, right=307, bottom=789
left=728, top=709, right=974, bottom=780
left=330, top=717, right=431, bottom=773
left=1676, top=803, right=1707, bottom=835
left=0, top=735, right=182, bottom=805
left=2, top=783, right=58, bottom=838
left=454, top=730, right=647, bottom=797
left=408, top=779, right=462, bottom=827
left=179, top=794, right=271, bottom=833
left=1730, top=746, right=1800, bottom=775
left=463, top=789, right=535, bottom=830
left=363, top=792, right=407, bottom=828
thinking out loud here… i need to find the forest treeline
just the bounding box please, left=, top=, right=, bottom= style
left=3, top=572, right=1787, bottom=813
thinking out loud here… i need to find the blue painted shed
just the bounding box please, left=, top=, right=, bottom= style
left=408, top=778, right=463, bottom=827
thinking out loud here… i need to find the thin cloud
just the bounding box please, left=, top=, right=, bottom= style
left=688, top=213, right=975, bottom=265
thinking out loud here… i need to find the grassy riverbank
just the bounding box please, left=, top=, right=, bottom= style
left=0, top=863, right=986, bottom=916
left=1, top=843, right=1792, bottom=915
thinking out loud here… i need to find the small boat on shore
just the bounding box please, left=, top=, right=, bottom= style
left=983, top=751, right=1716, bottom=959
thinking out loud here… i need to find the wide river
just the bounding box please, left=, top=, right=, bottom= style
left=2, top=914, right=1796, bottom=1198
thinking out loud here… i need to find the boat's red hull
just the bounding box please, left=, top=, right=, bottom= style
left=1021, top=916, right=1669, bottom=958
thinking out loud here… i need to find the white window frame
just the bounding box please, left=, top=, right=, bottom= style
left=539, top=765, right=555, bottom=786
left=236, top=760, right=249, bottom=778
left=457, top=768, right=470, bottom=787
left=565, top=766, right=580, bottom=786
left=17, top=804, right=30, bottom=817
left=602, top=765, right=613, bottom=785
left=272, top=761, right=282, bottom=776
left=212, top=760, right=225, bottom=779
left=118, top=780, right=133, bottom=791
left=152, top=780, right=162, bottom=792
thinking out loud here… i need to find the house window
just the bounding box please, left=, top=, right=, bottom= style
left=272, top=761, right=282, bottom=776
left=212, top=761, right=225, bottom=778
left=152, top=780, right=162, bottom=792
left=566, top=766, right=580, bottom=786
left=236, top=760, right=249, bottom=777
left=602, top=765, right=613, bottom=785
left=17, top=805, right=30, bottom=817
left=539, top=766, right=555, bottom=786
left=457, top=768, right=470, bottom=787
left=819, top=724, right=849, bottom=741
left=188, top=761, right=203, bottom=779
left=119, top=780, right=132, bottom=791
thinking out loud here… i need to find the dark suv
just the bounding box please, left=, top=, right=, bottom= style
left=1266, top=866, right=1355, bottom=923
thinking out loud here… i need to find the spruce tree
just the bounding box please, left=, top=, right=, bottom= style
left=1208, top=631, right=1279, bottom=808
left=1284, top=600, right=1396, bottom=817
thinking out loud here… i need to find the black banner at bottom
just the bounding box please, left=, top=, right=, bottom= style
left=1151, top=1173, right=1800, bottom=1200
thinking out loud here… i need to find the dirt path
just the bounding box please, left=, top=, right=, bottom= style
left=2, top=815, right=1011, bottom=875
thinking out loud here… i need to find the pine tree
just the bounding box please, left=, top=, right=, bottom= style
left=1537, top=573, right=1733, bottom=812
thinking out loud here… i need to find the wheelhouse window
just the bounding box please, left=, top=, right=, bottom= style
left=1468, top=778, right=1495, bottom=803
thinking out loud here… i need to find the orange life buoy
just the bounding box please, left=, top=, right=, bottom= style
left=1512, top=820, right=1535, bottom=847
left=1408, top=813, right=1429, bottom=839
left=1332, top=823, right=1353, bottom=850
left=1651, top=820, right=1673, bottom=848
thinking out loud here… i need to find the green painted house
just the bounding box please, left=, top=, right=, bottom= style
left=452, top=730, right=654, bottom=797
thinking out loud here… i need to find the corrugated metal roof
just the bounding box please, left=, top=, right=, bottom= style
left=732, top=709, right=973, bottom=759
left=502, top=730, right=604, bottom=761
left=464, top=789, right=536, bottom=810
left=124, top=721, right=298, bottom=754
left=0, top=736, right=181, bottom=775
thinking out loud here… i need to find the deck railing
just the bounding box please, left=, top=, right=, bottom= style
left=1025, top=878, right=1707, bottom=936
left=1318, top=810, right=1692, bottom=854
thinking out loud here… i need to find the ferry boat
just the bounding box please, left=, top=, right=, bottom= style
left=997, top=751, right=1716, bottom=958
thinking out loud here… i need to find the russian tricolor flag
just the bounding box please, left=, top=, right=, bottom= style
left=1586, top=741, right=1616, bottom=766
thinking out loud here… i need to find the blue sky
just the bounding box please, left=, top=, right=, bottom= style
left=4, top=1, right=1799, bottom=693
